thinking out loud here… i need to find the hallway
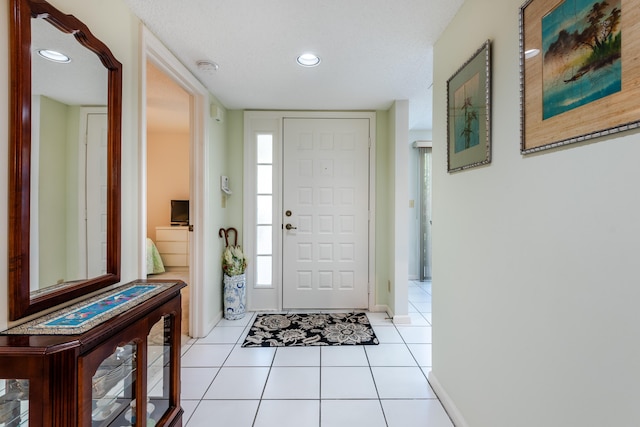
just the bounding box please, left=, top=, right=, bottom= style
left=179, top=280, right=451, bottom=426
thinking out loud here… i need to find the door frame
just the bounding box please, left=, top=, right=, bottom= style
left=139, top=26, right=210, bottom=337
left=243, top=111, right=377, bottom=311
left=81, top=108, right=108, bottom=279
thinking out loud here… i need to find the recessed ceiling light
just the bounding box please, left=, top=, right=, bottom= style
left=297, top=53, right=321, bottom=67
left=37, top=49, right=71, bottom=63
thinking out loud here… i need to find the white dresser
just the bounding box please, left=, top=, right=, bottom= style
left=155, top=226, right=189, bottom=268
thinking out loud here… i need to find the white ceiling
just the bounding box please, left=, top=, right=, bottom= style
left=125, top=0, right=464, bottom=131
left=32, top=17, right=107, bottom=106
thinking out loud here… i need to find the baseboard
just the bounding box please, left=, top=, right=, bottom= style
left=392, top=314, right=412, bottom=324
left=377, top=306, right=412, bottom=324
left=428, top=371, right=469, bottom=427
left=192, top=310, right=221, bottom=339
left=371, top=304, right=390, bottom=314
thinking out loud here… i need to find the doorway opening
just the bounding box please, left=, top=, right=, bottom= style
left=140, top=26, right=210, bottom=338
left=145, top=60, right=191, bottom=335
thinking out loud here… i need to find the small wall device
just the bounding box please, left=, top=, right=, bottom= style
left=221, top=176, right=232, bottom=195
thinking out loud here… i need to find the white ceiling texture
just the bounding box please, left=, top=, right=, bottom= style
left=124, top=0, right=465, bottom=131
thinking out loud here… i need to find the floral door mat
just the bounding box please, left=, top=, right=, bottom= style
left=241, top=313, right=379, bottom=347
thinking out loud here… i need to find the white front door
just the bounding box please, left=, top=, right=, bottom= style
left=282, top=118, right=370, bottom=309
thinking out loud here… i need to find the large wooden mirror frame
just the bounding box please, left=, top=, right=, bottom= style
left=9, top=0, right=122, bottom=320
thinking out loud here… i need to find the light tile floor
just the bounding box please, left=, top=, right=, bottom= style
left=180, top=280, right=452, bottom=426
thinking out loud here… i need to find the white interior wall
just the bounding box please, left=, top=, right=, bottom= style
left=389, top=101, right=410, bottom=322
left=431, top=0, right=640, bottom=426
left=37, top=96, right=69, bottom=286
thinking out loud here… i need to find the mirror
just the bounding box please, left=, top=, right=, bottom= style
left=9, top=0, right=122, bottom=320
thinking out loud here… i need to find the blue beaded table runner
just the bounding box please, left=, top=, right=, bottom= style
left=44, top=285, right=156, bottom=328
left=2, top=281, right=177, bottom=335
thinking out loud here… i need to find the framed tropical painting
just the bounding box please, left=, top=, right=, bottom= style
left=447, top=40, right=492, bottom=173
left=520, top=0, right=639, bottom=153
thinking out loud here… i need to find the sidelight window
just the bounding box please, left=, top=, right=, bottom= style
left=255, top=134, right=273, bottom=287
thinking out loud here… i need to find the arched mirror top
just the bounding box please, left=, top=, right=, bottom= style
left=9, top=0, right=122, bottom=320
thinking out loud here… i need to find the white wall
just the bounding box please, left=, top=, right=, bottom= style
left=201, top=99, right=229, bottom=334
left=389, top=101, right=410, bottom=321
left=37, top=96, right=67, bottom=285
left=432, top=0, right=640, bottom=426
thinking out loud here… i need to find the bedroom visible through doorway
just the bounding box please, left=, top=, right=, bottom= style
left=145, top=60, right=191, bottom=335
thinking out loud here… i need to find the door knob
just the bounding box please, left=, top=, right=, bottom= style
left=285, top=223, right=297, bottom=230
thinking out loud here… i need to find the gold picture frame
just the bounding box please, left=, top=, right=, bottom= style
left=447, top=40, right=492, bottom=173
left=520, top=0, right=639, bottom=153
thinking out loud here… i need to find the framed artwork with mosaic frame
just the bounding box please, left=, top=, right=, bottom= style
left=447, top=40, right=492, bottom=173
left=520, top=0, right=640, bottom=153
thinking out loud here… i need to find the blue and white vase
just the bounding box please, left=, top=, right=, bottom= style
left=223, top=273, right=246, bottom=320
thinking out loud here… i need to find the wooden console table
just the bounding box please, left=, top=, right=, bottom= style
left=0, top=279, right=185, bottom=426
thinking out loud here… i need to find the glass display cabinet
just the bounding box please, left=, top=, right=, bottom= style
left=0, top=280, right=185, bottom=427
left=0, top=380, right=29, bottom=426
left=85, top=343, right=138, bottom=425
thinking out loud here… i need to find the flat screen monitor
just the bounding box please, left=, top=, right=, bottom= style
left=171, top=200, right=189, bottom=225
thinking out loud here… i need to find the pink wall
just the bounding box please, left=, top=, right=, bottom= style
left=146, top=131, right=189, bottom=239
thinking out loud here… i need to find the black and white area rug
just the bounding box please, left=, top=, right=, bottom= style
left=241, top=312, right=379, bottom=347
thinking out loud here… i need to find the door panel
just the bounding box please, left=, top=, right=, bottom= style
left=282, top=118, right=369, bottom=309
left=86, top=112, right=108, bottom=277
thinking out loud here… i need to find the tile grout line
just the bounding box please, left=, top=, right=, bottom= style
left=318, top=348, right=322, bottom=427
left=363, top=337, right=390, bottom=427
left=251, top=344, right=277, bottom=427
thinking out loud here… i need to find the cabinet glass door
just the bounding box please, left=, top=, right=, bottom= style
left=0, top=380, right=29, bottom=426
left=147, top=315, right=173, bottom=425
left=91, top=343, right=136, bottom=426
